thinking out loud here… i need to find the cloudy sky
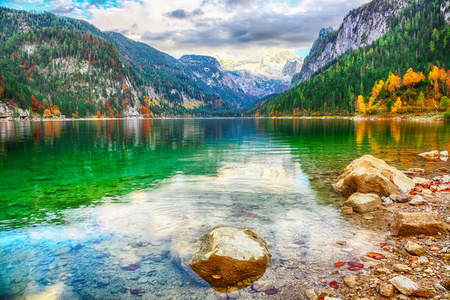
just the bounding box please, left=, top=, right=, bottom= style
left=3, top=0, right=368, bottom=61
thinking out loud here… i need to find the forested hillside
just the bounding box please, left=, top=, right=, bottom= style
left=0, top=7, right=229, bottom=118
left=255, top=0, right=450, bottom=117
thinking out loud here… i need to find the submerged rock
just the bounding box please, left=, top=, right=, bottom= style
left=418, top=150, right=440, bottom=160
left=333, top=155, right=414, bottom=198
left=188, top=226, right=271, bottom=293
left=343, top=193, right=380, bottom=213
left=390, top=212, right=447, bottom=236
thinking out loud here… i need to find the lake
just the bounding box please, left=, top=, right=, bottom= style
left=0, top=118, right=449, bottom=299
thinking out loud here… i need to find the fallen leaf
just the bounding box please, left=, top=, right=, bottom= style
left=347, top=266, right=363, bottom=271
left=347, top=262, right=364, bottom=268
left=246, top=215, right=253, bottom=218
left=335, top=261, right=346, bottom=268
left=409, top=190, right=417, bottom=195
left=380, top=242, right=388, bottom=248
left=387, top=223, right=391, bottom=227
left=411, top=293, right=430, bottom=298
left=430, top=247, right=440, bottom=251
left=294, top=240, right=305, bottom=245
left=265, top=288, right=278, bottom=295
left=367, top=252, right=386, bottom=260
left=212, top=275, right=222, bottom=279
left=329, top=281, right=338, bottom=286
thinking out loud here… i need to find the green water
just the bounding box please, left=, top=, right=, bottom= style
left=0, top=118, right=449, bottom=299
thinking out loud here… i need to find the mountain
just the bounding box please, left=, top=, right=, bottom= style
left=179, top=54, right=292, bottom=108
left=0, top=7, right=230, bottom=118
left=179, top=55, right=256, bottom=108
left=218, top=51, right=303, bottom=82
left=253, top=0, right=450, bottom=117
left=292, top=0, right=417, bottom=85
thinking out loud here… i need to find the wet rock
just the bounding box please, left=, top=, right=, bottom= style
left=305, top=288, right=318, bottom=300
left=341, top=206, right=353, bottom=215
left=409, top=195, right=426, bottom=206
left=405, top=241, right=425, bottom=256
left=333, top=155, right=414, bottom=198
left=390, top=212, right=447, bottom=236
left=343, top=193, right=381, bottom=213
left=342, top=276, right=357, bottom=288
left=265, top=288, right=278, bottom=295
left=393, top=264, right=412, bottom=273
left=252, top=280, right=274, bottom=292
left=227, top=291, right=240, bottom=299
left=96, top=277, right=110, bottom=286
left=379, top=283, right=394, bottom=297
left=418, top=150, right=440, bottom=160
left=408, top=168, right=425, bottom=175
left=389, top=275, right=419, bottom=295
left=189, top=226, right=271, bottom=293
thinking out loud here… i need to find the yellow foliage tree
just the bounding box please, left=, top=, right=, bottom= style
left=371, top=80, right=384, bottom=98
left=43, top=109, right=52, bottom=118
left=387, top=73, right=401, bottom=92
left=357, top=95, right=367, bottom=115
left=391, top=97, right=402, bottom=113
left=403, top=68, right=423, bottom=86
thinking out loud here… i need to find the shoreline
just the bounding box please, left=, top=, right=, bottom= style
left=0, top=115, right=447, bottom=123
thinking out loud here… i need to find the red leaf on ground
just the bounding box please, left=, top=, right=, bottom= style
left=411, top=293, right=430, bottom=298
left=409, top=190, right=417, bottom=195
left=367, top=252, right=386, bottom=260
left=246, top=215, right=253, bottom=218
left=380, top=243, right=388, bottom=248
left=388, top=223, right=391, bottom=227
left=347, top=266, right=363, bottom=271
left=335, top=261, right=346, bottom=268
left=329, top=281, right=338, bottom=286
left=294, top=240, right=305, bottom=245
left=348, top=262, right=364, bottom=268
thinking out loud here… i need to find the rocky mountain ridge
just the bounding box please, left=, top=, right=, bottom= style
left=179, top=55, right=291, bottom=108
left=292, top=0, right=417, bottom=85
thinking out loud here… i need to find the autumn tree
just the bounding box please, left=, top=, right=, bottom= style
left=387, top=73, right=401, bottom=93
left=357, top=95, right=367, bottom=115
left=43, top=109, right=52, bottom=118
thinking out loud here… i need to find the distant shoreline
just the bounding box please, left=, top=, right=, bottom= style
left=0, top=115, right=447, bottom=122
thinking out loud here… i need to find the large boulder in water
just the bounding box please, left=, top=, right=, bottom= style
left=189, top=226, right=271, bottom=293
left=333, top=155, right=414, bottom=198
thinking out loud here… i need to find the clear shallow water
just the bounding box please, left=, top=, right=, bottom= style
left=0, top=118, right=449, bottom=299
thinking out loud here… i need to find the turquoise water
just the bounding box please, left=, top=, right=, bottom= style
left=0, top=118, right=449, bottom=299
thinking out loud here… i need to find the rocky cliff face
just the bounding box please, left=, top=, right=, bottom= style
left=179, top=55, right=289, bottom=108
left=293, top=0, right=416, bottom=85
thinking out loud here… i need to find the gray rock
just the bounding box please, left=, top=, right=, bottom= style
left=389, top=275, right=419, bottom=295
left=383, top=198, right=394, bottom=206
left=396, top=192, right=410, bottom=203
left=344, top=193, right=381, bottom=213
